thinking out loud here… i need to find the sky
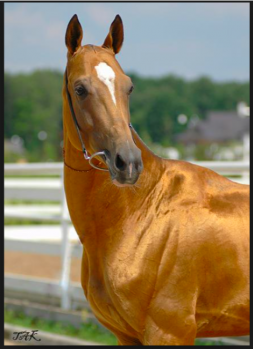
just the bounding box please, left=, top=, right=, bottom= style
left=4, top=2, right=249, bottom=81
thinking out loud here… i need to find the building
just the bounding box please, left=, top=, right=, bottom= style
left=177, top=109, right=249, bottom=145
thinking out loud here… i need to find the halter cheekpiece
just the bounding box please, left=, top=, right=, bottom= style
left=65, top=69, right=133, bottom=172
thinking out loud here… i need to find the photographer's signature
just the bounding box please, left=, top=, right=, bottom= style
left=12, top=330, right=41, bottom=342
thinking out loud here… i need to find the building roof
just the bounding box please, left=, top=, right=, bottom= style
left=177, top=110, right=249, bottom=144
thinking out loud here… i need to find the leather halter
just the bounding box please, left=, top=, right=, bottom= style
left=65, top=70, right=133, bottom=172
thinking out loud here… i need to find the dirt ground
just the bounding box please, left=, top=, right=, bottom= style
left=4, top=251, right=82, bottom=283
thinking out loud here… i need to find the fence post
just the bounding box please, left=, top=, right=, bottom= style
left=60, top=170, right=72, bottom=309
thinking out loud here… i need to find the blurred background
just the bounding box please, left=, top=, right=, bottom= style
left=4, top=2, right=249, bottom=346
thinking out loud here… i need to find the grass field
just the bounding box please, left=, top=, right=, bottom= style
left=5, top=309, right=117, bottom=345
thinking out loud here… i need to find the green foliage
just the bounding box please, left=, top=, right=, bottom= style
left=5, top=70, right=64, bottom=162
left=4, top=70, right=249, bottom=162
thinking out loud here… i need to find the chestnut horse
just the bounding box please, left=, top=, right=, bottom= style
left=63, top=14, right=249, bottom=345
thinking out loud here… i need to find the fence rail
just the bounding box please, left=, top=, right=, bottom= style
left=4, top=162, right=63, bottom=176
left=4, top=161, right=250, bottom=310
left=4, top=160, right=250, bottom=176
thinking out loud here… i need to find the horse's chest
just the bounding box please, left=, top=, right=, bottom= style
left=83, top=256, right=148, bottom=334
left=85, top=270, right=136, bottom=334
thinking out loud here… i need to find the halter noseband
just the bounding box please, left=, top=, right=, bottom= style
left=65, top=70, right=133, bottom=172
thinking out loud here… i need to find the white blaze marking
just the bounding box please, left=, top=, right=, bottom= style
left=95, top=62, right=116, bottom=105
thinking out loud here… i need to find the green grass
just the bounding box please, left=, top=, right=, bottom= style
left=5, top=199, right=60, bottom=225
left=195, top=339, right=224, bottom=346
left=5, top=309, right=117, bottom=345
left=4, top=219, right=59, bottom=225
left=5, top=175, right=61, bottom=178
left=5, top=200, right=59, bottom=205
left=5, top=309, right=226, bottom=345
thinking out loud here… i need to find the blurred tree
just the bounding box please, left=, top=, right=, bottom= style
left=4, top=70, right=249, bottom=162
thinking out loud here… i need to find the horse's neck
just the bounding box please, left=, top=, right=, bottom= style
left=63, top=129, right=93, bottom=172
left=63, top=127, right=161, bottom=243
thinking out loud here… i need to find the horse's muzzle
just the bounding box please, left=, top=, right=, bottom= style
left=106, top=147, right=143, bottom=186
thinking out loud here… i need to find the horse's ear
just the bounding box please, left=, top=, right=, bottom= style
left=65, top=14, right=83, bottom=55
left=102, top=15, right=124, bottom=54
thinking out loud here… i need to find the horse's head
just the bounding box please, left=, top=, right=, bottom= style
left=64, top=14, right=143, bottom=186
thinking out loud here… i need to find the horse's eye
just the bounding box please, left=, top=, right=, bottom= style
left=128, top=85, right=134, bottom=95
left=75, top=86, right=87, bottom=97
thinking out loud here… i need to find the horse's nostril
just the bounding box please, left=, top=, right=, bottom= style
left=115, top=154, right=127, bottom=172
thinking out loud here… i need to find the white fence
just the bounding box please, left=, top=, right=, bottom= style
left=4, top=162, right=76, bottom=309
left=4, top=161, right=249, bottom=310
